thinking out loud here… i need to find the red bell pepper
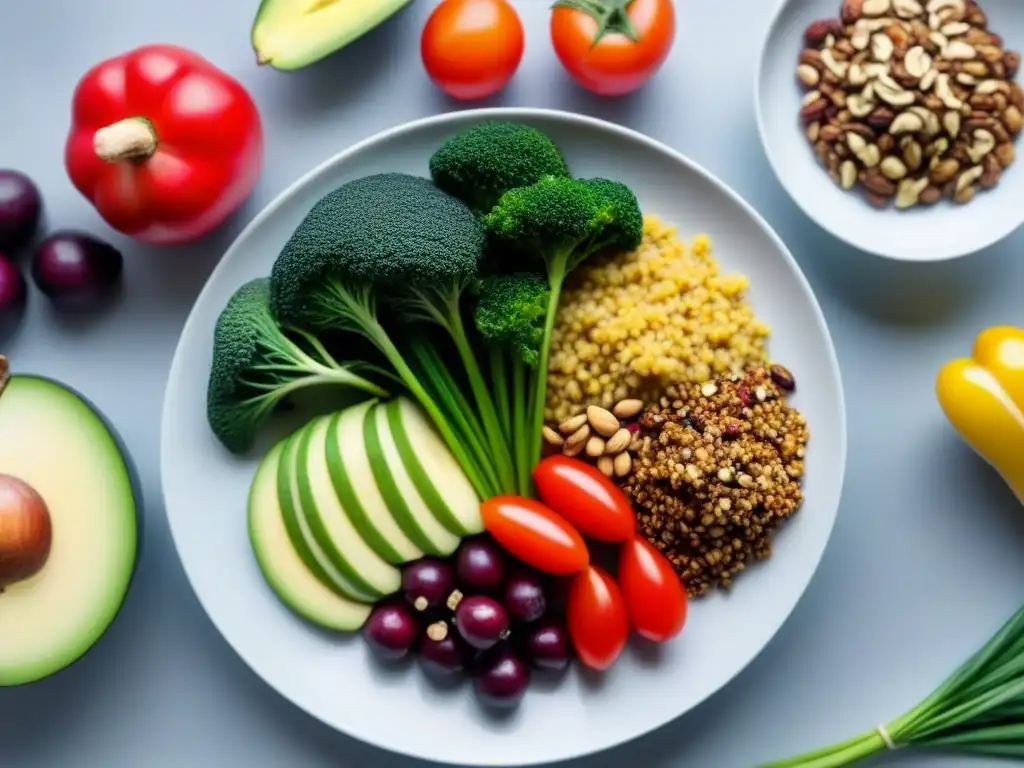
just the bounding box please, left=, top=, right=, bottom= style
left=64, top=44, right=263, bottom=246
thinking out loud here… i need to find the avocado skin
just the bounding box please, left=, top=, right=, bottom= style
left=2, top=375, right=143, bottom=688
left=252, top=0, right=414, bottom=72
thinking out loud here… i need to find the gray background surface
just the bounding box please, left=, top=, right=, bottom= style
left=0, top=1, right=1021, bottom=767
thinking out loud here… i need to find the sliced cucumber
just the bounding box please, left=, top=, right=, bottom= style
left=365, top=402, right=460, bottom=557
left=277, top=420, right=375, bottom=603
left=386, top=397, right=483, bottom=537
left=249, top=441, right=371, bottom=632
left=325, top=402, right=424, bottom=564
left=296, top=415, right=400, bottom=600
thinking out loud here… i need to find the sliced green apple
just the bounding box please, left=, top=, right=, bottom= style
left=295, top=414, right=400, bottom=599
left=386, top=397, right=483, bottom=537
left=364, top=402, right=460, bottom=557
left=324, top=402, right=423, bottom=564
left=276, top=421, right=375, bottom=603
left=249, top=441, right=371, bottom=631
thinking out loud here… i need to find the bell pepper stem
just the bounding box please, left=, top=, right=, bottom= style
left=93, top=117, right=158, bottom=163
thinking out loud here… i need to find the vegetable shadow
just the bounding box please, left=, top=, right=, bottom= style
left=552, top=72, right=651, bottom=129
left=256, top=5, right=417, bottom=120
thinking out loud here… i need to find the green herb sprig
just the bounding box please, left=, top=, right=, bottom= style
left=762, top=604, right=1024, bottom=767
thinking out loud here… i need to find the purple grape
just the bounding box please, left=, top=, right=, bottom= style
left=455, top=595, right=509, bottom=650
left=31, top=231, right=122, bottom=311
left=403, top=557, right=455, bottom=612
left=456, top=537, right=506, bottom=592
left=474, top=648, right=530, bottom=708
left=504, top=571, right=547, bottom=624
left=0, top=170, right=42, bottom=253
left=523, top=621, right=572, bottom=672
left=363, top=603, right=418, bottom=661
left=419, top=623, right=470, bottom=676
left=0, top=255, right=26, bottom=337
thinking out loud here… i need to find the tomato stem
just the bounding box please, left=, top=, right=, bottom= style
left=552, top=0, right=639, bottom=44
left=93, top=117, right=158, bottom=163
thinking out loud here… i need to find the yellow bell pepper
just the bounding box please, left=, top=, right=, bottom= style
left=936, top=326, right=1024, bottom=506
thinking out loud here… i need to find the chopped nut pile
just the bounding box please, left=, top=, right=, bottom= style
left=797, top=0, right=1022, bottom=209
left=621, top=365, right=809, bottom=598
left=545, top=216, right=769, bottom=425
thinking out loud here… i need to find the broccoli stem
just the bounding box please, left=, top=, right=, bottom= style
left=446, top=310, right=517, bottom=494
left=512, top=356, right=530, bottom=496
left=408, top=342, right=502, bottom=498
left=491, top=350, right=512, bottom=450
left=529, top=256, right=568, bottom=472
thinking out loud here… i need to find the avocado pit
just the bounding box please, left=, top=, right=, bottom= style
left=0, top=473, right=52, bottom=590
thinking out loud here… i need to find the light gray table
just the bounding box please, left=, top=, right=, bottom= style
left=1, top=1, right=1022, bottom=766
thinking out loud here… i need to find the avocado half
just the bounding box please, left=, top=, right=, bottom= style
left=0, top=356, right=141, bottom=686
left=252, top=0, right=413, bottom=71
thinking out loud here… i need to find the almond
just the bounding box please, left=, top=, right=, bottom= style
left=612, top=399, right=644, bottom=419
left=585, top=435, right=606, bottom=458
left=613, top=451, right=632, bottom=478
left=604, top=428, right=632, bottom=456
left=542, top=426, right=563, bottom=446
left=558, top=413, right=587, bottom=435
left=586, top=405, right=620, bottom=438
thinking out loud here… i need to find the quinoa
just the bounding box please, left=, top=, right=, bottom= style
left=545, top=215, right=771, bottom=425
left=621, top=365, right=809, bottom=598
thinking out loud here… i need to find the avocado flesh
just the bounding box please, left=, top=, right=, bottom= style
left=249, top=442, right=371, bottom=631
left=253, top=0, right=413, bottom=71
left=0, top=376, right=138, bottom=686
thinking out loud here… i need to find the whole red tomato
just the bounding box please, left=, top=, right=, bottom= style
left=566, top=565, right=629, bottom=671
left=65, top=45, right=263, bottom=245
left=550, top=0, right=676, bottom=97
left=421, top=0, right=525, bottom=101
left=480, top=495, right=589, bottom=576
left=533, top=456, right=635, bottom=542
left=618, top=535, right=687, bottom=642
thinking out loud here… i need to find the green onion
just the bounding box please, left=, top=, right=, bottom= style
left=761, top=605, right=1024, bottom=768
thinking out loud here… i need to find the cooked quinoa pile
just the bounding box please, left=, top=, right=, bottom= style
left=545, top=215, right=771, bottom=424
left=622, top=366, right=808, bottom=598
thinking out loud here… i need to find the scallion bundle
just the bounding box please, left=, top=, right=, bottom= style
left=762, top=605, right=1024, bottom=767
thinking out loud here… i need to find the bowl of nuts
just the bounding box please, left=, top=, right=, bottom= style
left=755, top=0, right=1024, bottom=261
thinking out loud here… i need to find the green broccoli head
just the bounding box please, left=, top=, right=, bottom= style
left=580, top=177, right=644, bottom=251
left=270, top=173, right=484, bottom=328
left=475, top=274, right=550, bottom=366
left=207, top=277, right=386, bottom=454
left=429, top=122, right=571, bottom=215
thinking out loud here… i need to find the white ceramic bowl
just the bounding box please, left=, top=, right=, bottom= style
left=160, top=108, right=847, bottom=766
left=756, top=0, right=1024, bottom=261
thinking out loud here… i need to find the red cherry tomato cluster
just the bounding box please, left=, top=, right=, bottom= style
left=479, top=455, right=688, bottom=672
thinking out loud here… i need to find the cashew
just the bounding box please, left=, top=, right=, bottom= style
left=904, top=46, right=933, bottom=78
left=847, top=133, right=869, bottom=154
left=871, top=33, right=895, bottom=63
left=847, top=90, right=877, bottom=117
left=942, top=110, right=961, bottom=138
left=874, top=74, right=915, bottom=106
left=943, top=41, right=977, bottom=60
left=821, top=49, right=850, bottom=78
left=975, top=79, right=1001, bottom=95
left=920, top=68, right=939, bottom=92
left=966, top=129, right=997, bottom=163
left=955, top=164, right=984, bottom=193
left=930, top=32, right=949, bottom=50
left=856, top=17, right=895, bottom=32
left=925, top=0, right=964, bottom=16
left=935, top=73, right=964, bottom=109
left=940, top=21, right=970, bottom=36
left=893, top=0, right=923, bottom=17
left=859, top=144, right=882, bottom=167
left=908, top=106, right=941, bottom=135
left=852, top=30, right=871, bottom=51
left=881, top=156, right=909, bottom=180
left=895, top=177, right=930, bottom=209
left=863, top=0, right=892, bottom=15
left=802, top=90, right=824, bottom=107
left=890, top=112, right=926, bottom=134
left=848, top=63, right=870, bottom=86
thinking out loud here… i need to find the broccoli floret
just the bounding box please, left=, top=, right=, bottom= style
left=474, top=274, right=550, bottom=494
left=429, top=122, right=571, bottom=215
left=483, top=174, right=643, bottom=471
left=475, top=274, right=549, bottom=367
left=206, top=278, right=388, bottom=455
left=268, top=172, right=512, bottom=499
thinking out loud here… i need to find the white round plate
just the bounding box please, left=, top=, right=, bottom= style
left=756, top=0, right=1024, bottom=262
left=161, top=108, right=847, bottom=766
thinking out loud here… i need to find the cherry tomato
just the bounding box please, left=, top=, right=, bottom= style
left=566, top=565, right=629, bottom=671
left=532, top=456, right=636, bottom=542
left=480, top=496, right=589, bottom=576
left=421, top=0, right=525, bottom=101
left=550, top=0, right=676, bottom=97
left=618, top=535, right=687, bottom=642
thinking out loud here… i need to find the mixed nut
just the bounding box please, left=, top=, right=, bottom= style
left=797, top=0, right=1022, bottom=209
left=544, top=400, right=644, bottom=479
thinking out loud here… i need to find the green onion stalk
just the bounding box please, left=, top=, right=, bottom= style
left=761, top=604, right=1024, bottom=767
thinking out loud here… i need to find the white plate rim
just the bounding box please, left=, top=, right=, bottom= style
left=753, top=0, right=1024, bottom=263
left=160, top=106, right=849, bottom=766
